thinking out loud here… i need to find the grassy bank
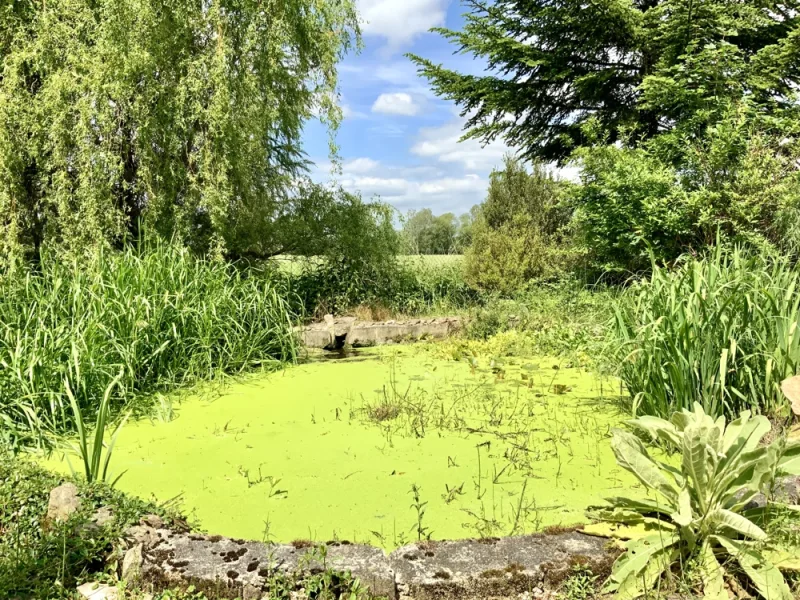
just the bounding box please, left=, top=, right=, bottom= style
left=0, top=452, right=179, bottom=599
left=0, top=244, right=297, bottom=447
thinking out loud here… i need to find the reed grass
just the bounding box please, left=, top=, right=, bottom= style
left=612, top=246, right=800, bottom=419
left=64, top=374, right=127, bottom=486
left=0, top=242, right=297, bottom=446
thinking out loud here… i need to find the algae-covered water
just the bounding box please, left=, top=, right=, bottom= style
left=50, top=346, right=638, bottom=547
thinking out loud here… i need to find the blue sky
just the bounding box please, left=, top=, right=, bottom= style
left=303, top=0, right=512, bottom=217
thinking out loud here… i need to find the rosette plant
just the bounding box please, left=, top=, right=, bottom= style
left=590, top=403, right=800, bottom=600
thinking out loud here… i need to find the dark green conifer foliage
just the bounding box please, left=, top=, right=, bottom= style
left=409, top=0, right=800, bottom=162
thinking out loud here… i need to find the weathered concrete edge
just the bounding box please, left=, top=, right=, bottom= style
left=299, top=317, right=463, bottom=349
left=123, top=522, right=617, bottom=600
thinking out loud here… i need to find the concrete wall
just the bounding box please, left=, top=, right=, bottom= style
left=299, top=317, right=462, bottom=350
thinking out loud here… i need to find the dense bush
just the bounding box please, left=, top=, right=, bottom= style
left=464, top=281, right=613, bottom=364
left=286, top=195, right=401, bottom=316
left=0, top=242, right=297, bottom=447
left=465, top=157, right=575, bottom=293
left=612, top=247, right=800, bottom=419
left=572, top=106, right=800, bottom=274
left=291, top=254, right=478, bottom=319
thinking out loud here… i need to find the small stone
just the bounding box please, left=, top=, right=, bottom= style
left=90, top=506, right=114, bottom=527
left=76, top=582, right=119, bottom=600
left=125, top=525, right=158, bottom=548
left=47, top=483, right=81, bottom=522
left=242, top=583, right=262, bottom=599
left=140, top=514, right=165, bottom=529
left=122, top=543, right=144, bottom=582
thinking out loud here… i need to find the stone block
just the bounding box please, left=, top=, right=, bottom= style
left=47, top=483, right=81, bottom=522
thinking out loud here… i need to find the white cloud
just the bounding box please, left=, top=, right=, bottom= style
left=313, top=156, right=486, bottom=213
left=412, top=119, right=511, bottom=171
left=357, top=0, right=448, bottom=51
left=418, top=174, right=481, bottom=195
left=372, top=92, right=422, bottom=116
left=343, top=157, right=381, bottom=173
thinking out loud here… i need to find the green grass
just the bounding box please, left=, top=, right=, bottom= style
left=611, top=246, right=800, bottom=419
left=0, top=242, right=297, bottom=448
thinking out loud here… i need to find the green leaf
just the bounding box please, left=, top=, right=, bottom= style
left=714, top=536, right=794, bottom=600
left=611, top=429, right=679, bottom=502
left=618, top=547, right=678, bottom=600
left=628, top=415, right=682, bottom=447
left=671, top=486, right=693, bottom=527
left=681, top=422, right=716, bottom=510
left=707, top=508, right=767, bottom=541
left=763, top=546, right=800, bottom=572
left=699, top=540, right=727, bottom=600
left=600, top=496, right=674, bottom=516
left=603, top=533, right=679, bottom=594
left=777, top=440, right=800, bottom=476
left=588, top=506, right=646, bottom=524
left=718, top=414, right=771, bottom=475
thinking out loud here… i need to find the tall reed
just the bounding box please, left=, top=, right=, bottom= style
left=0, top=242, right=297, bottom=446
left=612, top=247, right=800, bottom=419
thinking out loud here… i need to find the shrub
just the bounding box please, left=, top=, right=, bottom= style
left=465, top=157, right=574, bottom=293
left=591, top=404, right=800, bottom=600
left=0, top=241, right=296, bottom=447
left=571, top=105, right=800, bottom=275
left=286, top=194, right=402, bottom=317
left=612, top=247, right=800, bottom=419
left=291, top=253, right=479, bottom=319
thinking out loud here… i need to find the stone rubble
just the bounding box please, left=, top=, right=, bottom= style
left=76, top=582, right=119, bottom=600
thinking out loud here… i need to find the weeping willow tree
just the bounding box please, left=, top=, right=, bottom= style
left=0, top=0, right=359, bottom=263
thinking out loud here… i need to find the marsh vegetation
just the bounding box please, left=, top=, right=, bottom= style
left=3, top=0, right=800, bottom=597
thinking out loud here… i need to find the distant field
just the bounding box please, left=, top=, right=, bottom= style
left=397, top=254, right=464, bottom=267
left=271, top=254, right=464, bottom=274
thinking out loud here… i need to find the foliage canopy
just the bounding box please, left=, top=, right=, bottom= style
left=400, top=208, right=473, bottom=255
left=0, top=0, right=359, bottom=263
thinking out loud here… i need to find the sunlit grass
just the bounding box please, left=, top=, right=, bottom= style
left=612, top=246, right=800, bottom=419
left=0, top=242, right=297, bottom=447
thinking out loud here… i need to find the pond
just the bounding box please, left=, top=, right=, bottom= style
left=50, top=345, right=638, bottom=548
